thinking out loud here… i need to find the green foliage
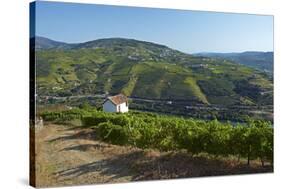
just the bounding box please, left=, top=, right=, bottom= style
left=79, top=101, right=92, bottom=110
left=41, top=108, right=93, bottom=123
left=96, top=122, right=130, bottom=145
left=41, top=108, right=273, bottom=165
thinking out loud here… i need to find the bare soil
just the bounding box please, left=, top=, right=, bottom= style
left=34, top=124, right=273, bottom=188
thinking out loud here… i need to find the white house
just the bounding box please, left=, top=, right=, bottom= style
left=103, top=94, right=129, bottom=113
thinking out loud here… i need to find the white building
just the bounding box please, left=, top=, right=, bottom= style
left=103, top=94, right=129, bottom=113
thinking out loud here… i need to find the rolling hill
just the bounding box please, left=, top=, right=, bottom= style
left=194, top=51, right=273, bottom=74
left=34, top=36, right=273, bottom=106
left=34, top=36, right=72, bottom=50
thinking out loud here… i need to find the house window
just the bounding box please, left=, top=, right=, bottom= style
left=118, top=105, right=121, bottom=112
left=126, top=101, right=128, bottom=107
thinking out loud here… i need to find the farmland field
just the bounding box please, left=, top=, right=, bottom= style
left=33, top=107, right=273, bottom=187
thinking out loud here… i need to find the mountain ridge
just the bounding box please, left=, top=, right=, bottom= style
left=34, top=36, right=176, bottom=52
left=35, top=36, right=272, bottom=55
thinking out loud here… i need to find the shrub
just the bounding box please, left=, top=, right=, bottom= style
left=96, top=122, right=129, bottom=145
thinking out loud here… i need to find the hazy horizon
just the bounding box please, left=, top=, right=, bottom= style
left=34, top=1, right=273, bottom=54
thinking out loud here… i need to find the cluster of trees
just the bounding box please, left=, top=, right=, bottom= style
left=41, top=108, right=273, bottom=166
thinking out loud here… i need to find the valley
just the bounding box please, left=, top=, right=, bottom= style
left=29, top=3, right=275, bottom=187
left=38, top=94, right=273, bottom=122
left=35, top=36, right=273, bottom=122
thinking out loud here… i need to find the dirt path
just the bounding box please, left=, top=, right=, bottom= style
left=35, top=124, right=140, bottom=187
left=35, top=124, right=273, bottom=187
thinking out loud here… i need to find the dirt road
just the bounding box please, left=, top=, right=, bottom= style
left=35, top=124, right=141, bottom=187
left=34, top=124, right=273, bottom=187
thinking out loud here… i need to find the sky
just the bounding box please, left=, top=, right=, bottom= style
left=34, top=1, right=273, bottom=53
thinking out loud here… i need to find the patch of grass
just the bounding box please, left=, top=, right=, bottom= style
left=184, top=77, right=209, bottom=104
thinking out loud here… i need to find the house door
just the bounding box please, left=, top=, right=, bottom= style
left=118, top=105, right=121, bottom=112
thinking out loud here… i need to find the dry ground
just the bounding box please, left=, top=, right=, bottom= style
left=34, top=124, right=273, bottom=188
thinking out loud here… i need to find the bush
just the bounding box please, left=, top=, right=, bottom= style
left=82, top=115, right=108, bottom=127
left=96, top=122, right=129, bottom=145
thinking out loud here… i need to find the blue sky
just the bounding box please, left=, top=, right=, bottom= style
left=34, top=1, right=273, bottom=53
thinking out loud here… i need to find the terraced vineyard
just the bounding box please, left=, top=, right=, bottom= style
left=35, top=37, right=273, bottom=108
left=41, top=108, right=273, bottom=165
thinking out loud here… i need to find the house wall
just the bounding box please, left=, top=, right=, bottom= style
left=118, top=102, right=129, bottom=113
left=103, top=100, right=117, bottom=112
left=103, top=100, right=129, bottom=113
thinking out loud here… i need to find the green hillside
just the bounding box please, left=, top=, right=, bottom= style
left=35, top=37, right=273, bottom=106
left=195, top=51, right=273, bottom=74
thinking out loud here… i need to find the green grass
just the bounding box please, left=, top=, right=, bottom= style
left=184, top=77, right=209, bottom=104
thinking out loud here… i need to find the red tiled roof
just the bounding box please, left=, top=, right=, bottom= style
left=106, top=94, right=128, bottom=105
